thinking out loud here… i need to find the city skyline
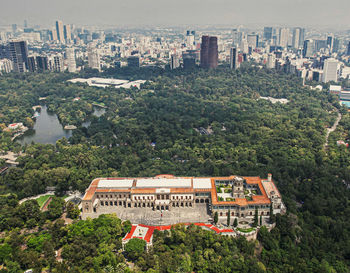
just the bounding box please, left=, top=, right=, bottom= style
left=0, top=0, right=349, bottom=28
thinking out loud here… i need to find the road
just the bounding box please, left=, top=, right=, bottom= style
left=324, top=110, right=342, bottom=150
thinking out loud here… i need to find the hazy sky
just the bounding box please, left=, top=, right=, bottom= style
left=0, top=0, right=349, bottom=28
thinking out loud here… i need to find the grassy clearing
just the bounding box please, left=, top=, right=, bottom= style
left=36, top=195, right=54, bottom=208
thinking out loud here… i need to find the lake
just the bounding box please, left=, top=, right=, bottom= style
left=17, top=105, right=106, bottom=145
left=17, top=105, right=72, bottom=145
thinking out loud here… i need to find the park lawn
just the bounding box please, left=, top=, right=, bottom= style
left=36, top=195, right=54, bottom=208
left=237, top=227, right=255, bottom=233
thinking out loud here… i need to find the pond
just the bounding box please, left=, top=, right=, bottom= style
left=17, top=105, right=72, bottom=145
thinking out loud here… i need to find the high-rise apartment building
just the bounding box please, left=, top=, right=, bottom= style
left=27, top=56, right=36, bottom=72
left=66, top=48, right=76, bottom=72
left=88, top=45, right=101, bottom=71
left=53, top=55, right=64, bottom=72
left=323, top=58, right=338, bottom=83
left=170, top=54, right=180, bottom=70
left=8, top=41, right=28, bottom=72
left=292, top=27, right=305, bottom=49
left=55, top=20, right=65, bottom=43
left=36, top=56, right=49, bottom=71
left=230, top=47, right=238, bottom=70
left=266, top=53, right=276, bottom=69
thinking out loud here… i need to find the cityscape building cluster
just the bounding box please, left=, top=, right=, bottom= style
left=0, top=21, right=349, bottom=89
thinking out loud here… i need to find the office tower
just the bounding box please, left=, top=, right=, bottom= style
left=327, top=36, right=333, bottom=51
left=323, top=58, right=338, bottom=83
left=332, top=38, right=340, bottom=53
left=347, top=42, right=350, bottom=56
left=170, top=54, right=180, bottom=70
left=36, top=56, right=48, bottom=71
left=24, top=20, right=28, bottom=28
left=315, top=40, right=328, bottom=51
left=55, top=20, right=65, bottom=43
left=278, top=28, right=289, bottom=48
left=247, top=34, right=258, bottom=49
left=182, top=52, right=196, bottom=69
left=127, top=56, right=140, bottom=68
left=200, top=36, right=210, bottom=68
left=8, top=41, right=28, bottom=72
left=263, top=27, right=273, bottom=40
left=240, top=39, right=249, bottom=53
left=208, top=36, right=218, bottom=68
left=51, top=29, right=58, bottom=41
left=66, top=48, right=76, bottom=72
left=53, top=55, right=64, bottom=72
left=88, top=45, right=101, bottom=71
left=232, top=29, right=243, bottom=47
left=303, top=40, right=314, bottom=58
left=64, top=25, right=71, bottom=43
left=12, top=24, right=17, bottom=33
left=292, top=28, right=300, bottom=49
left=230, top=47, right=238, bottom=70
left=27, top=56, right=36, bottom=72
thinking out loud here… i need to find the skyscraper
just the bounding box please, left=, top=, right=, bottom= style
left=303, top=40, right=314, bottom=58
left=323, top=58, right=338, bottom=83
left=232, top=29, right=244, bottom=47
left=230, top=47, right=238, bottom=70
left=88, top=46, right=101, bottom=71
left=8, top=40, right=28, bottom=72
left=208, top=36, right=218, bottom=69
left=64, top=25, right=71, bottom=43
left=170, top=54, right=180, bottom=70
left=27, top=56, right=36, bottom=72
left=278, top=28, right=289, bottom=48
left=292, top=27, right=305, bottom=49
left=327, top=35, right=333, bottom=51
left=36, top=56, right=48, bottom=71
left=66, top=48, right=76, bottom=72
left=263, top=27, right=273, bottom=41
left=53, top=55, right=64, bottom=72
left=55, top=20, right=65, bottom=43
left=200, top=36, right=210, bottom=68
left=247, top=34, right=258, bottom=49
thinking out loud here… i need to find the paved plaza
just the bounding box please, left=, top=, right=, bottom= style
left=102, top=204, right=211, bottom=225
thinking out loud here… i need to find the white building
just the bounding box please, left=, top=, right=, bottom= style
left=65, top=48, right=76, bottom=72
left=323, top=58, right=339, bottom=83
left=0, top=59, right=13, bottom=73
left=278, top=28, right=289, bottom=48
left=266, top=53, right=275, bottom=69
left=88, top=45, right=101, bottom=71
left=170, top=54, right=180, bottom=70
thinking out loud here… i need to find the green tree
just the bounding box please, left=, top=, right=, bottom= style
left=233, top=218, right=238, bottom=227
left=227, top=210, right=231, bottom=226
left=66, top=201, right=80, bottom=219
left=125, top=238, right=146, bottom=261
left=46, top=197, right=65, bottom=220
left=253, top=209, right=258, bottom=227
left=214, top=211, right=218, bottom=225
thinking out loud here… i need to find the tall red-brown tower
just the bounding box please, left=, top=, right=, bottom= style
left=200, top=35, right=209, bottom=68
left=208, top=36, right=218, bottom=68
left=200, top=35, right=218, bottom=69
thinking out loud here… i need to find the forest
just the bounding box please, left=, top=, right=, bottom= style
left=0, top=64, right=349, bottom=272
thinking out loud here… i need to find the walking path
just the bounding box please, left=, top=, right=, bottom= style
left=324, top=110, right=342, bottom=150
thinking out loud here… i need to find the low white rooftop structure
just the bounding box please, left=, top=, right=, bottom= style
left=68, top=77, right=145, bottom=89
left=98, top=179, right=134, bottom=189
left=193, top=178, right=212, bottom=189
left=136, top=178, right=192, bottom=188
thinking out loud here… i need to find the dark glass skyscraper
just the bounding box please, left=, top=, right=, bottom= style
left=8, top=41, right=28, bottom=72
left=263, top=27, right=273, bottom=40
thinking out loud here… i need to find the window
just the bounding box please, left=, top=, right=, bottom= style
left=110, top=201, right=113, bottom=206
left=114, top=201, right=117, bottom=206
left=101, top=201, right=104, bottom=206
left=105, top=201, right=108, bottom=206
left=157, top=195, right=160, bottom=199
